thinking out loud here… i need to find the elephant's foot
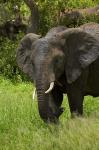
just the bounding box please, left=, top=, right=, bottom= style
left=71, top=111, right=83, bottom=118
left=53, top=107, right=65, bottom=118
left=39, top=107, right=65, bottom=124
left=47, top=107, right=65, bottom=123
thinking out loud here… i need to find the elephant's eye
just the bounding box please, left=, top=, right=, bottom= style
left=32, top=61, right=34, bottom=66
left=54, top=56, right=61, bottom=65
left=32, top=62, right=35, bottom=70
left=53, top=56, right=64, bottom=78
left=55, top=58, right=59, bottom=64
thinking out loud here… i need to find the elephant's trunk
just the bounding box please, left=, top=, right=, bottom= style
left=36, top=80, right=50, bottom=122
left=35, top=77, right=58, bottom=123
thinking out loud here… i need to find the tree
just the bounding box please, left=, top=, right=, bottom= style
left=24, top=0, right=39, bottom=33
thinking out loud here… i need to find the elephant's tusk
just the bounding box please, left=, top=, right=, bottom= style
left=45, top=82, right=54, bottom=94
left=32, top=88, right=36, bottom=100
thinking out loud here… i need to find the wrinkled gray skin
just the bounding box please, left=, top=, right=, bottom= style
left=17, top=23, right=99, bottom=123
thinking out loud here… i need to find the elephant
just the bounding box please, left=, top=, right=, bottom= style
left=17, top=23, right=99, bottom=123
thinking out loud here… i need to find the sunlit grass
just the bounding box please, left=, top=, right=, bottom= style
left=0, top=76, right=99, bottom=150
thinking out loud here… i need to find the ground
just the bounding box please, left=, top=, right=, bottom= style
left=0, top=76, right=99, bottom=150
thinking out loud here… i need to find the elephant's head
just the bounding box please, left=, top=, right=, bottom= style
left=16, top=27, right=99, bottom=123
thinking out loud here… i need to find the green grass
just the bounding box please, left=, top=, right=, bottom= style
left=0, top=76, right=99, bottom=150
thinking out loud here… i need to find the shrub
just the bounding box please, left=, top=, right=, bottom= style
left=0, top=33, right=28, bottom=82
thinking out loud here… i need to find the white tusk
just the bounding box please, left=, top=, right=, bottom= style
left=32, top=88, right=36, bottom=100
left=45, top=82, right=54, bottom=94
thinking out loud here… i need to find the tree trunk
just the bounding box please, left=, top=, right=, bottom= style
left=24, top=0, right=39, bottom=33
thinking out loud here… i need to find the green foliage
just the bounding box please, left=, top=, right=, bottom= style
left=38, top=0, right=68, bottom=34
left=0, top=78, right=99, bottom=150
left=38, top=0, right=99, bottom=33
left=0, top=3, right=11, bottom=24
left=67, top=0, right=95, bottom=8
left=0, top=33, right=27, bottom=82
left=0, top=1, right=29, bottom=25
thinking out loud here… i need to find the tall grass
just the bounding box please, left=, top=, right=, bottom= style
left=0, top=76, right=99, bottom=150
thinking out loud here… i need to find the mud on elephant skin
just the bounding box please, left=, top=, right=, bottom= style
left=17, top=24, right=99, bottom=123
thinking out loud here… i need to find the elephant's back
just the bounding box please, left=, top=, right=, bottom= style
left=80, top=22, right=99, bottom=39
left=46, top=26, right=67, bottom=37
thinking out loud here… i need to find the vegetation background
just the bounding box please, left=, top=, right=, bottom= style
left=0, top=0, right=99, bottom=81
left=0, top=0, right=99, bottom=150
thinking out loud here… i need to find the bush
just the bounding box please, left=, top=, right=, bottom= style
left=38, top=0, right=99, bottom=33
left=0, top=33, right=28, bottom=82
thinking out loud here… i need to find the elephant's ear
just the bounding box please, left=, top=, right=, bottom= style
left=58, top=28, right=99, bottom=83
left=16, top=33, right=41, bottom=81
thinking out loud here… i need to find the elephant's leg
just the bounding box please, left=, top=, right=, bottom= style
left=67, top=71, right=88, bottom=117
left=51, top=86, right=64, bottom=118
left=67, top=90, right=84, bottom=117
left=67, top=81, right=84, bottom=117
